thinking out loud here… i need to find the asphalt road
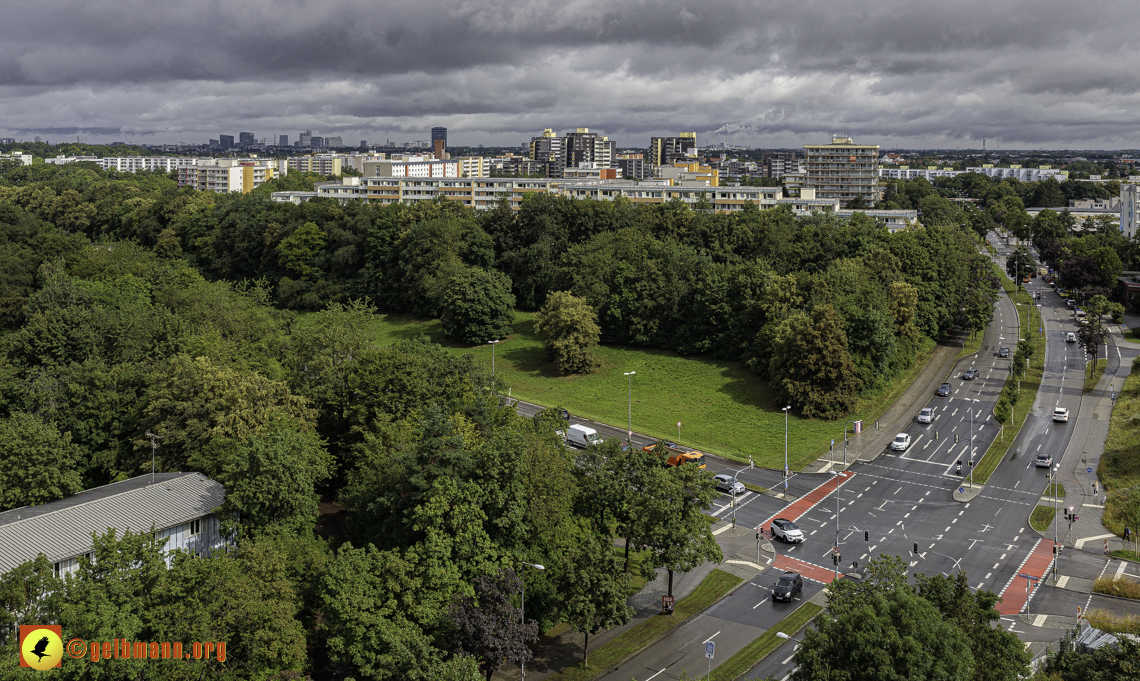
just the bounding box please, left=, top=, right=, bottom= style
left=512, top=235, right=1140, bottom=680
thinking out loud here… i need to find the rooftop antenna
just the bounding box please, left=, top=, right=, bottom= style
left=145, top=431, right=161, bottom=484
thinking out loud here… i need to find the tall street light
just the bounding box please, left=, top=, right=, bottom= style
left=519, top=561, right=545, bottom=681
left=782, top=406, right=792, bottom=494
left=488, top=340, right=501, bottom=394
left=967, top=398, right=980, bottom=489
left=623, top=371, right=636, bottom=442
left=1051, top=463, right=1060, bottom=580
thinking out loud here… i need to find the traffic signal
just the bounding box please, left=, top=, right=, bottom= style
left=865, top=530, right=870, bottom=542
left=832, top=553, right=838, bottom=565
left=913, top=542, right=919, bottom=555
left=1053, top=546, right=1057, bottom=554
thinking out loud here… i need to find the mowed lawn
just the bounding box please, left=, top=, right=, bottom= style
left=350, top=310, right=936, bottom=470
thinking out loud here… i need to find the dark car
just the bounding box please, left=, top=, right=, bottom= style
left=936, top=383, right=952, bottom=397
left=997, top=346, right=1010, bottom=358
left=772, top=572, right=803, bottom=602
left=963, top=368, right=979, bottom=380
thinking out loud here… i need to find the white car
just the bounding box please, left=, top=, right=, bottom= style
left=890, top=433, right=912, bottom=451
left=917, top=407, right=934, bottom=424
left=712, top=474, right=745, bottom=495
left=771, top=518, right=804, bottom=543
left=1066, top=332, right=1077, bottom=343
left=1053, top=407, right=1069, bottom=423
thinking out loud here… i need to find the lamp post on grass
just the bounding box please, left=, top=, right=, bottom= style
left=488, top=340, right=501, bottom=395
left=623, top=371, right=636, bottom=442
left=519, top=561, right=545, bottom=681
left=967, top=398, right=979, bottom=489
left=782, top=406, right=792, bottom=495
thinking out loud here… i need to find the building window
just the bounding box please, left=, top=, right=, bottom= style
left=188, top=518, right=202, bottom=536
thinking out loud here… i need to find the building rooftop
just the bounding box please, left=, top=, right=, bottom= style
left=0, top=472, right=225, bottom=573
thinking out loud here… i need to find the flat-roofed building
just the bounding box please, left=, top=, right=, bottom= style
left=363, top=156, right=459, bottom=178
left=457, top=156, right=490, bottom=178
left=804, top=136, right=879, bottom=206
left=0, top=472, right=227, bottom=576
left=649, top=133, right=697, bottom=167
left=964, top=165, right=1070, bottom=182
left=288, top=155, right=343, bottom=176
left=1120, top=184, right=1139, bottom=238
left=177, top=159, right=279, bottom=193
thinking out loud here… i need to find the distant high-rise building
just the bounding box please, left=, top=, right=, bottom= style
left=239, top=132, right=255, bottom=147
left=803, top=136, right=879, bottom=206
left=529, top=128, right=565, bottom=177
left=218, top=135, right=234, bottom=149
left=360, top=140, right=368, bottom=149
left=279, top=134, right=289, bottom=147
left=649, top=133, right=696, bottom=167
left=310, top=137, right=325, bottom=149
left=432, top=127, right=447, bottom=148
left=208, top=139, right=220, bottom=149
left=326, top=136, right=342, bottom=148
left=564, top=128, right=614, bottom=169
left=763, top=152, right=801, bottom=179
left=299, top=130, right=312, bottom=147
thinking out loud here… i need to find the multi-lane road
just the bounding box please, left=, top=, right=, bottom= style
left=514, top=235, right=1139, bottom=680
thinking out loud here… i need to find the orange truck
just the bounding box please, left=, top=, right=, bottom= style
left=642, top=441, right=707, bottom=469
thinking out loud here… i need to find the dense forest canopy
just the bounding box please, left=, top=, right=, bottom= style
left=0, top=163, right=1135, bottom=679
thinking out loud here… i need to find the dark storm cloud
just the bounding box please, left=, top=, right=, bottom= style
left=1, top=0, right=1138, bottom=147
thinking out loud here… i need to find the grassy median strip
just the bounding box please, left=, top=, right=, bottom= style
left=1085, top=360, right=1106, bottom=393
left=1030, top=505, right=1056, bottom=533
left=1046, top=483, right=1065, bottom=498
left=544, top=569, right=742, bottom=681
left=958, top=330, right=984, bottom=359
left=971, top=275, right=1046, bottom=486
left=1094, top=575, right=1140, bottom=600
left=1099, top=356, right=1140, bottom=536
left=1086, top=609, right=1140, bottom=636
left=710, top=602, right=824, bottom=681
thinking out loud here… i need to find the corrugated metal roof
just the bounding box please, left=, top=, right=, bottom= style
left=0, top=472, right=225, bottom=573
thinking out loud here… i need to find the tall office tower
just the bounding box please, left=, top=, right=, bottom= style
left=563, top=128, right=615, bottom=169
left=649, top=132, right=697, bottom=167
left=299, top=130, right=312, bottom=147
left=239, top=132, right=255, bottom=147
left=310, top=137, right=325, bottom=149
left=431, top=127, right=447, bottom=150
left=360, top=140, right=367, bottom=148
left=279, top=134, right=289, bottom=146
left=803, top=136, right=880, bottom=206
left=326, top=136, right=343, bottom=148
left=218, top=134, right=234, bottom=149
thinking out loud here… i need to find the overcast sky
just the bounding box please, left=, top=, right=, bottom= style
left=2, top=0, right=1138, bottom=150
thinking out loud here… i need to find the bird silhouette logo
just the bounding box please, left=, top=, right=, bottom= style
left=31, top=636, right=50, bottom=661
left=19, top=625, right=63, bottom=670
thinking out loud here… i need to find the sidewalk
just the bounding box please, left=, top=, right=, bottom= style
left=493, top=518, right=770, bottom=681
left=1038, top=336, right=1135, bottom=556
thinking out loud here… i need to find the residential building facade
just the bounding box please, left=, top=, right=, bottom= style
left=289, top=155, right=343, bottom=176
left=964, top=165, right=1070, bottom=182
left=649, top=133, right=697, bottom=167
left=177, top=159, right=279, bottom=193
left=1122, top=184, right=1140, bottom=238
left=804, top=136, right=880, bottom=206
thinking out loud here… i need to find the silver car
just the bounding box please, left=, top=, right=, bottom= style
left=917, top=407, right=934, bottom=424
left=712, top=474, right=745, bottom=495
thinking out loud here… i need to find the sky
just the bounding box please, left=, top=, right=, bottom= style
left=2, top=0, right=1138, bottom=150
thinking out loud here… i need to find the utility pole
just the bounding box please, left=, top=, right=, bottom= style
left=145, top=431, right=161, bottom=484
left=487, top=340, right=501, bottom=395
left=624, top=372, right=636, bottom=442
left=782, top=406, right=792, bottom=494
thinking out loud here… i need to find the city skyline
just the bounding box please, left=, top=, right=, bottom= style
left=1, top=0, right=1138, bottom=149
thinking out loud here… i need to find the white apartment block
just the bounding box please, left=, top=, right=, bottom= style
left=804, top=137, right=880, bottom=205
left=964, top=165, right=1069, bottom=182
left=878, top=167, right=962, bottom=181
left=1122, top=184, right=1140, bottom=238
left=1, top=151, right=34, bottom=165
left=363, top=156, right=459, bottom=178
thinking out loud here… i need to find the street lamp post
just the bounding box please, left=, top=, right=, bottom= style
left=488, top=340, right=501, bottom=394
left=623, top=371, right=636, bottom=442
left=1051, top=464, right=1060, bottom=580
left=519, top=561, right=545, bottom=681
left=833, top=470, right=844, bottom=580
left=842, top=420, right=858, bottom=468
left=731, top=458, right=754, bottom=528
left=782, top=406, right=792, bottom=494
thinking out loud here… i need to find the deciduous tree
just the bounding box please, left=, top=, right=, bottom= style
left=533, top=290, right=601, bottom=374
left=440, top=267, right=515, bottom=345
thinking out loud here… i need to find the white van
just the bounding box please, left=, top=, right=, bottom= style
left=566, top=424, right=602, bottom=448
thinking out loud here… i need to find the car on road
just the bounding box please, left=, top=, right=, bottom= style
left=963, top=368, right=979, bottom=380
left=712, top=474, right=745, bottom=495
left=1075, top=308, right=1086, bottom=318
left=1066, top=332, right=1077, bottom=343
left=771, top=572, right=803, bottom=602
left=1066, top=299, right=1076, bottom=308
left=936, top=383, right=952, bottom=397
left=771, top=518, right=804, bottom=543
left=1035, top=453, right=1053, bottom=468
left=890, top=433, right=912, bottom=451
left=917, top=407, right=934, bottom=424
left=998, top=346, right=1011, bottom=358
left=1053, top=407, right=1070, bottom=423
